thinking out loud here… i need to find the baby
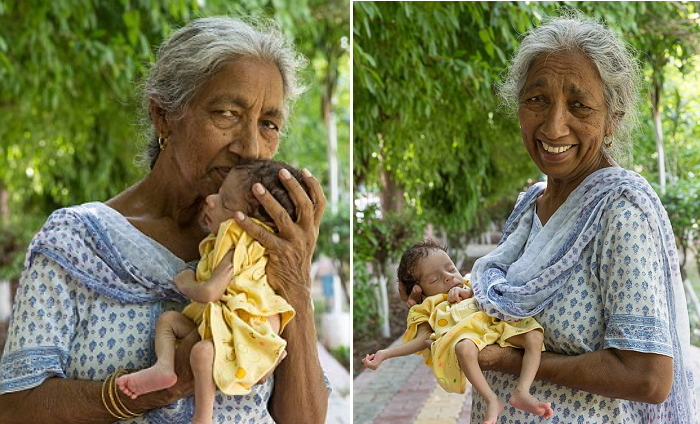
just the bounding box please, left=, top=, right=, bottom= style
left=117, top=159, right=310, bottom=424
left=363, top=240, right=553, bottom=424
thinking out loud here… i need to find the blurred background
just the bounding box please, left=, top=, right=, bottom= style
left=0, top=1, right=350, bottom=421
left=353, top=0, right=700, bottom=378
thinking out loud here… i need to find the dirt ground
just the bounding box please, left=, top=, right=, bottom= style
left=352, top=290, right=408, bottom=377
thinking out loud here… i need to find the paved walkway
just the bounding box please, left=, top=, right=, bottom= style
left=319, top=341, right=351, bottom=424
left=354, top=340, right=700, bottom=424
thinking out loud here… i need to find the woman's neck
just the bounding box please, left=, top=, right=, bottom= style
left=106, top=175, right=207, bottom=261
left=537, top=160, right=615, bottom=225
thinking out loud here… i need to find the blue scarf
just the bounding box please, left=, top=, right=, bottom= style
left=471, top=167, right=680, bottom=322
left=27, top=202, right=189, bottom=304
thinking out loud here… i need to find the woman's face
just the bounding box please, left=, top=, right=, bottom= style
left=163, top=57, right=285, bottom=200
left=518, top=50, right=610, bottom=184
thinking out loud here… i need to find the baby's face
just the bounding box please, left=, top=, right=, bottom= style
left=416, top=250, right=463, bottom=296
left=201, top=169, right=252, bottom=234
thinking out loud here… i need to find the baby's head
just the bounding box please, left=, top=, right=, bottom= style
left=397, top=240, right=463, bottom=297
left=202, top=159, right=310, bottom=234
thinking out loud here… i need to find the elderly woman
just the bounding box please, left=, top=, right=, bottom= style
left=0, top=17, right=328, bottom=424
left=404, top=14, right=697, bottom=424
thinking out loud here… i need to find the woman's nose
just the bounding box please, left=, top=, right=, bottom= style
left=205, top=194, right=217, bottom=207
left=540, top=101, right=570, bottom=140
left=228, top=119, right=260, bottom=158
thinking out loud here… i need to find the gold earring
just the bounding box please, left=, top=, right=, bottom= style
left=604, top=135, right=614, bottom=148
left=158, top=136, right=167, bottom=151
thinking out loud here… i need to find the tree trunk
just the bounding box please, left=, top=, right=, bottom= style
left=652, top=107, right=667, bottom=195
left=378, top=169, right=404, bottom=213
left=651, top=74, right=667, bottom=195
left=322, top=79, right=339, bottom=215
left=376, top=274, right=390, bottom=338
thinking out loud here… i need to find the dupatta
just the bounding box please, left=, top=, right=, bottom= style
left=27, top=202, right=189, bottom=304
left=470, top=167, right=680, bottom=322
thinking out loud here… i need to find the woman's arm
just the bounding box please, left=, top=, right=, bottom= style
left=0, top=329, right=199, bottom=424
left=235, top=168, right=328, bottom=424
left=479, top=345, right=673, bottom=404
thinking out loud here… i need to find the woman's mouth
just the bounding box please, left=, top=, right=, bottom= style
left=540, top=140, right=573, bottom=154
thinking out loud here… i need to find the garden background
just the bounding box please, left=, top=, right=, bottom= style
left=0, top=0, right=352, bottom=375
left=353, top=1, right=700, bottom=375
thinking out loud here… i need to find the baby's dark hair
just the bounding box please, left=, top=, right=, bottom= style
left=397, top=239, right=448, bottom=295
left=230, top=159, right=311, bottom=230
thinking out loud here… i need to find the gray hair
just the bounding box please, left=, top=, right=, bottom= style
left=140, top=16, right=307, bottom=168
left=498, top=11, right=641, bottom=164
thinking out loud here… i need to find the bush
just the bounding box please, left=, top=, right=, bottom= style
left=353, top=204, right=426, bottom=337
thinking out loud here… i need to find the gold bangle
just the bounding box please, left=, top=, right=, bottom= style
left=101, top=372, right=129, bottom=420
left=111, top=369, right=144, bottom=418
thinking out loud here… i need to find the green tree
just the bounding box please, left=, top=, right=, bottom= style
left=353, top=1, right=542, bottom=234
left=0, top=0, right=351, bottom=283
left=353, top=1, right=700, bottom=338
left=353, top=0, right=700, bottom=234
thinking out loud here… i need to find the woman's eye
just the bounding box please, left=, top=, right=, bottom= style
left=572, top=101, right=589, bottom=109
left=220, top=110, right=240, bottom=118
left=262, top=120, right=280, bottom=132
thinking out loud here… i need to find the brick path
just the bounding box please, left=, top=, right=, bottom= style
left=353, top=338, right=472, bottom=424
left=354, top=340, right=700, bottom=423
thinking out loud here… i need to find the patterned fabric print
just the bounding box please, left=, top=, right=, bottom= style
left=0, top=203, right=276, bottom=423
left=470, top=194, right=698, bottom=423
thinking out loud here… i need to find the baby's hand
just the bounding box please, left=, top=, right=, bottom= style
left=362, top=351, right=386, bottom=370
left=173, top=269, right=196, bottom=291
left=447, top=286, right=472, bottom=304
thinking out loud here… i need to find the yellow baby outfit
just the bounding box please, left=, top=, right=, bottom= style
left=403, top=280, right=543, bottom=394
left=182, top=219, right=295, bottom=395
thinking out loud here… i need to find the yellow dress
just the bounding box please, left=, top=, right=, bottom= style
left=182, top=219, right=295, bottom=395
left=403, top=280, right=543, bottom=394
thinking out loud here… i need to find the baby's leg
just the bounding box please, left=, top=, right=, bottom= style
left=255, top=314, right=284, bottom=384
left=117, top=311, right=196, bottom=399
left=455, top=340, right=504, bottom=424
left=191, top=339, right=216, bottom=424
left=505, top=331, right=553, bottom=418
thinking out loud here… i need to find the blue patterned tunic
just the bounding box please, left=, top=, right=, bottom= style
left=0, top=203, right=276, bottom=423
left=471, top=168, right=698, bottom=423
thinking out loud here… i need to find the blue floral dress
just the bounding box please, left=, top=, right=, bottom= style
left=0, top=202, right=276, bottom=423
left=470, top=168, right=698, bottom=424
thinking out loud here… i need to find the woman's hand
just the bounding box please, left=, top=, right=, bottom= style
left=234, top=168, right=328, bottom=424
left=235, top=168, right=325, bottom=304
left=398, top=282, right=425, bottom=307
left=477, top=344, right=524, bottom=373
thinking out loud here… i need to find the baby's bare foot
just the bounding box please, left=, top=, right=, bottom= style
left=116, top=366, right=177, bottom=399
left=482, top=396, right=506, bottom=424
left=509, top=389, right=553, bottom=418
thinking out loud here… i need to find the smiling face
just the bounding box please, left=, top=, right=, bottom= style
left=158, top=57, right=285, bottom=201
left=415, top=250, right=463, bottom=297
left=518, top=50, right=612, bottom=186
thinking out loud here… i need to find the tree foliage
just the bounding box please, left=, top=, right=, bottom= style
left=0, top=0, right=350, bottom=281
left=353, top=1, right=700, bottom=235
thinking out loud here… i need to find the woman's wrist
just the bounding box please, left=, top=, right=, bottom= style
left=101, top=370, right=147, bottom=420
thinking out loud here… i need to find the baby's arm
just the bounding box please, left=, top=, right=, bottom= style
left=174, top=251, right=234, bottom=303
left=362, top=322, right=432, bottom=370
